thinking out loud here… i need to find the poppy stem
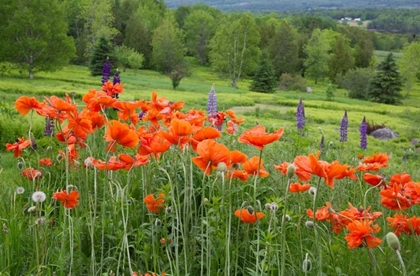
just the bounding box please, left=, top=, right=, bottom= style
left=395, top=249, right=407, bottom=276
left=312, top=176, right=323, bottom=273
left=280, top=178, right=291, bottom=276
left=367, top=247, right=382, bottom=276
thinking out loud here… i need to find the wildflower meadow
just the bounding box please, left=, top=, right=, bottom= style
left=2, top=73, right=420, bottom=276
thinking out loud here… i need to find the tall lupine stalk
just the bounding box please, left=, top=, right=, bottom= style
left=44, top=117, right=54, bottom=137
left=340, top=111, right=348, bottom=142
left=296, top=98, right=305, bottom=134
left=113, top=69, right=120, bottom=85
left=101, top=58, right=111, bottom=85
left=207, top=85, right=217, bottom=119
left=360, top=116, right=367, bottom=149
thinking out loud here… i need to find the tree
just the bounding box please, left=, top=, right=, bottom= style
left=328, top=35, right=355, bottom=82
left=0, top=0, right=75, bottom=79
left=369, top=53, right=403, bottom=105
left=114, top=45, right=144, bottom=72
left=151, top=13, right=186, bottom=74
left=249, top=52, right=277, bottom=93
left=209, top=13, right=261, bottom=88
left=400, top=42, right=420, bottom=97
left=89, top=36, right=116, bottom=76
left=268, top=20, right=299, bottom=77
left=337, top=68, right=375, bottom=100
left=184, top=10, right=216, bottom=65
left=303, top=28, right=330, bottom=84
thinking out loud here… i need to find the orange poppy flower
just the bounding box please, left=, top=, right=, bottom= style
left=67, top=110, right=93, bottom=140
left=226, top=120, right=238, bottom=135
left=238, top=125, right=284, bottom=150
left=39, top=158, right=52, bottom=166
left=339, top=203, right=383, bottom=223
left=118, top=154, right=149, bottom=170
left=380, top=183, right=411, bottom=210
left=405, top=181, right=420, bottom=204
left=86, top=110, right=106, bottom=130
left=6, top=137, right=31, bottom=157
left=407, top=216, right=420, bottom=235
left=292, top=156, right=313, bottom=181
left=15, top=96, right=47, bottom=116
left=192, top=139, right=230, bottom=176
left=104, top=120, right=139, bottom=152
left=335, top=167, right=358, bottom=181
left=191, top=126, right=221, bottom=150
left=102, top=80, right=123, bottom=97
left=234, top=208, right=265, bottom=224
left=345, top=220, right=382, bottom=249
left=230, top=150, right=247, bottom=166
left=137, top=131, right=171, bottom=157
left=22, top=167, right=42, bottom=180
left=356, top=162, right=383, bottom=172
left=242, top=156, right=269, bottom=178
left=113, top=100, right=145, bottom=125
left=305, top=154, right=348, bottom=188
left=160, top=119, right=192, bottom=148
left=226, top=170, right=249, bottom=182
left=363, top=173, right=385, bottom=187
left=289, top=182, right=311, bottom=193
left=84, top=90, right=118, bottom=112
left=387, top=214, right=410, bottom=236
left=143, top=193, right=165, bottom=213
left=390, top=172, right=412, bottom=186
left=91, top=156, right=126, bottom=171
left=226, top=110, right=244, bottom=125
left=53, top=190, right=80, bottom=209
left=362, top=152, right=389, bottom=167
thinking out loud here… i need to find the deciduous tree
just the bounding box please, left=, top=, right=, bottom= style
left=303, top=28, right=330, bottom=84
left=400, top=42, right=420, bottom=97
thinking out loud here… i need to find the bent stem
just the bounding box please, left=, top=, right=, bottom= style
left=395, top=250, right=407, bottom=276
left=312, top=177, right=323, bottom=273
left=280, top=178, right=291, bottom=276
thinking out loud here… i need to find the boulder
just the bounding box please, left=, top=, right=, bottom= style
left=370, top=128, right=399, bottom=140
left=306, top=87, right=312, bottom=93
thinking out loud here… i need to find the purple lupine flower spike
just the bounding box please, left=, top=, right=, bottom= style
left=101, top=58, right=111, bottom=85
left=207, top=85, right=217, bottom=119
left=296, top=98, right=305, bottom=133
left=113, top=69, right=120, bottom=85
left=360, top=116, right=367, bottom=149
left=340, top=110, right=348, bottom=142
left=44, top=117, right=54, bottom=137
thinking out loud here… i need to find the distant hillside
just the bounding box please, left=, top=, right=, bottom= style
left=165, top=0, right=420, bottom=11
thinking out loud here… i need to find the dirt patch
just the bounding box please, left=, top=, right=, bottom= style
left=229, top=103, right=290, bottom=114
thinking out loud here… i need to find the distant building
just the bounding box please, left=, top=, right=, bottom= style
left=354, top=18, right=361, bottom=21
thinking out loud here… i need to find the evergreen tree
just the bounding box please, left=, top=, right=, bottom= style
left=249, top=52, right=277, bottom=93
left=89, top=36, right=116, bottom=76
left=368, top=53, right=403, bottom=105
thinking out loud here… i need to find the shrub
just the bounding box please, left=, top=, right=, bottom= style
left=337, top=68, right=374, bottom=100
left=279, top=73, right=308, bottom=92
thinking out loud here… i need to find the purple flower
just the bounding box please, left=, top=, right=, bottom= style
left=113, top=70, right=120, bottom=85
left=102, top=58, right=111, bottom=85
left=360, top=116, right=367, bottom=149
left=296, top=98, right=305, bottom=133
left=340, top=110, right=348, bottom=142
left=207, top=85, right=217, bottom=119
left=44, top=117, right=54, bottom=137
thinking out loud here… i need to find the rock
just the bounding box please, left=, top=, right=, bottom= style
left=306, top=87, right=312, bottom=93
left=370, top=128, right=399, bottom=140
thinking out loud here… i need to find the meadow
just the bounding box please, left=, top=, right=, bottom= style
left=1, top=60, right=420, bottom=276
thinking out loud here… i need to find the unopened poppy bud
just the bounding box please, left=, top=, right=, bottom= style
left=305, top=221, right=314, bottom=229
left=283, top=214, right=291, bottom=222
left=287, top=164, right=296, bottom=179
left=386, top=232, right=400, bottom=251
left=217, top=162, right=227, bottom=172
left=265, top=203, right=273, bottom=210
left=308, top=187, right=317, bottom=196
left=271, top=202, right=279, bottom=212
left=232, top=163, right=240, bottom=170
left=302, top=253, right=312, bottom=272
left=165, top=206, right=172, bottom=214
left=329, top=141, right=334, bottom=148
left=203, top=198, right=208, bottom=203
left=247, top=206, right=254, bottom=214
left=17, top=161, right=24, bottom=170
left=57, top=154, right=63, bottom=162
left=154, top=218, right=161, bottom=227
left=216, top=171, right=224, bottom=178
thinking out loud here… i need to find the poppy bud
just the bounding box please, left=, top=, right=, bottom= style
left=308, top=187, right=317, bottom=196
left=203, top=198, right=208, bottom=203
left=265, top=203, right=272, bottom=210
left=302, top=253, right=312, bottom=272
left=305, top=221, right=314, bottom=229
left=386, top=232, right=400, bottom=251
left=2, top=223, right=8, bottom=233
left=270, top=202, right=279, bottom=212
left=217, top=162, right=227, bottom=172
left=17, top=161, right=24, bottom=170
left=247, top=206, right=254, bottom=215
left=154, top=218, right=161, bottom=227
left=165, top=206, right=172, bottom=214
left=57, top=154, right=63, bottom=162
left=283, top=214, right=291, bottom=222
left=287, top=164, right=296, bottom=179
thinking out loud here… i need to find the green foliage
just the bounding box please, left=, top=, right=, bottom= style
left=279, top=73, right=308, bottom=92
left=210, top=13, right=261, bottom=88
left=337, top=67, right=375, bottom=99
left=328, top=35, right=355, bottom=82
left=151, top=12, right=186, bottom=74
left=0, top=0, right=75, bottom=79
left=325, top=82, right=336, bottom=101
left=89, top=36, right=116, bottom=76
left=268, top=20, right=299, bottom=77
left=400, top=42, right=420, bottom=95
left=114, top=45, right=144, bottom=72
left=304, top=28, right=330, bottom=84
left=369, top=53, right=404, bottom=105
left=249, top=52, right=277, bottom=93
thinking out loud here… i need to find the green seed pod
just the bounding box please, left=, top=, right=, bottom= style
left=386, top=232, right=400, bottom=251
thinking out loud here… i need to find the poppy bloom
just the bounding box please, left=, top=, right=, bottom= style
left=390, top=173, right=412, bottom=187
left=53, top=190, right=80, bottom=209
left=226, top=170, right=249, bottom=182
left=137, top=130, right=171, bottom=157
left=289, top=182, right=311, bottom=193
left=238, top=125, right=284, bottom=150
left=143, top=193, right=165, bottom=213
left=192, top=139, right=230, bottom=176
left=104, top=120, right=139, bottom=152
left=15, top=96, right=47, bottom=116
left=362, top=152, right=389, bottom=167
left=344, top=220, right=382, bottom=249
left=6, top=137, right=31, bottom=157
left=113, top=100, right=145, bottom=125
left=387, top=214, right=410, bottom=236
left=191, top=126, right=221, bottom=150
left=22, top=168, right=42, bottom=180
left=363, top=173, right=385, bottom=187
left=380, top=184, right=411, bottom=210
left=39, top=158, right=52, bottom=166
left=242, top=156, right=269, bottom=178
left=234, top=208, right=264, bottom=223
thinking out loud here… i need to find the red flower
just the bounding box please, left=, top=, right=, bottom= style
left=143, top=193, right=165, bottom=213
left=192, top=139, right=230, bottom=176
left=242, top=156, right=269, bottom=178
left=363, top=173, right=385, bottom=187
left=345, top=220, right=382, bottom=249
left=39, top=158, right=52, bottom=166
left=380, top=183, right=411, bottom=210
left=234, top=208, right=264, bottom=224
left=289, top=182, right=311, bottom=193
left=238, top=125, right=284, bottom=150
left=53, top=190, right=80, bottom=209
left=6, top=137, right=31, bottom=157
left=22, top=168, right=42, bottom=180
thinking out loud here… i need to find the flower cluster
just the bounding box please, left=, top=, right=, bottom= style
left=340, top=110, right=348, bottom=142
left=360, top=116, right=367, bottom=149
left=296, top=98, right=305, bottom=133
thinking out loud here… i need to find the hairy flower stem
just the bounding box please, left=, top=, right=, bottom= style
left=280, top=178, right=291, bottom=276
left=225, top=176, right=233, bottom=276
left=396, top=250, right=407, bottom=276
left=254, top=149, right=263, bottom=276
left=312, top=177, right=323, bottom=273
left=367, top=247, right=382, bottom=276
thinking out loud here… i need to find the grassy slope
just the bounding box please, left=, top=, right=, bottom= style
left=1, top=57, right=420, bottom=178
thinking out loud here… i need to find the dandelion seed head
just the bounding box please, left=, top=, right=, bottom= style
left=270, top=202, right=279, bottom=212
left=16, top=187, right=25, bottom=194
left=32, top=191, right=46, bottom=203
left=283, top=214, right=291, bottom=222
left=28, top=206, right=37, bottom=213
left=305, top=221, right=314, bottom=229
